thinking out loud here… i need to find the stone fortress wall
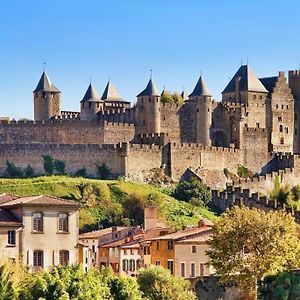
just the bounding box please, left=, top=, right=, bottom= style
left=1, top=65, right=300, bottom=188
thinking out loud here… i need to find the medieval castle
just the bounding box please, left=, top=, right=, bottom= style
left=1, top=65, right=300, bottom=198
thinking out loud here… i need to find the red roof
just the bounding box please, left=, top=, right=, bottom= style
left=0, top=194, right=19, bottom=205
left=79, top=227, right=127, bottom=239
left=0, top=195, right=81, bottom=208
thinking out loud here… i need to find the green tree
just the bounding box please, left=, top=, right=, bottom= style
left=109, top=276, right=143, bottom=300
left=172, top=178, right=211, bottom=206
left=138, top=265, right=196, bottom=300
left=42, top=155, right=54, bottom=175
left=24, top=164, right=34, bottom=178
left=122, top=194, right=146, bottom=226
left=54, top=159, right=66, bottom=174
left=237, top=164, right=252, bottom=178
left=6, top=160, right=23, bottom=178
left=161, top=91, right=184, bottom=105
left=270, top=175, right=291, bottom=205
left=291, top=185, right=300, bottom=201
left=74, top=168, right=87, bottom=177
left=96, top=163, right=111, bottom=179
left=207, top=206, right=300, bottom=299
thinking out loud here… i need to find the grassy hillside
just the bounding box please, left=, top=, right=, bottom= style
left=0, top=176, right=217, bottom=231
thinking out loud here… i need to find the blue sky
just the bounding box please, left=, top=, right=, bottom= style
left=0, top=0, right=300, bottom=119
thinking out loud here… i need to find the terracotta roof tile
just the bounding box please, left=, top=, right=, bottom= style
left=0, top=194, right=19, bottom=205
left=79, top=227, right=127, bottom=239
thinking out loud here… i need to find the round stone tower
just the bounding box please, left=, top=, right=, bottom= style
left=136, top=78, right=161, bottom=134
left=80, top=83, right=104, bottom=121
left=189, top=76, right=213, bottom=146
left=33, top=72, right=61, bottom=121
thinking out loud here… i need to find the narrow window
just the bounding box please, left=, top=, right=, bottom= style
left=89, top=102, right=92, bottom=108
left=167, top=240, right=173, bottom=250
left=191, top=263, right=195, bottom=277
left=192, top=245, right=197, bottom=253
left=278, top=116, right=282, bottom=122
left=8, top=230, right=16, bottom=245
left=59, top=250, right=69, bottom=266
left=32, top=212, right=43, bottom=232
left=285, top=127, right=289, bottom=134
left=33, top=250, right=44, bottom=268
left=156, top=241, right=159, bottom=251
left=58, top=213, right=68, bottom=232
left=129, top=259, right=135, bottom=272
left=155, top=260, right=160, bottom=266
left=122, top=259, right=128, bottom=271
left=167, top=260, right=174, bottom=274
left=256, top=123, right=260, bottom=128
left=279, top=125, right=283, bottom=132
left=181, top=262, right=186, bottom=277
left=200, top=263, right=205, bottom=277
left=280, top=137, right=284, bottom=145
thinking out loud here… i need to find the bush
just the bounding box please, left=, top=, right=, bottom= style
left=6, top=161, right=23, bottom=178
left=237, top=164, right=252, bottom=178
left=42, top=155, right=54, bottom=175
left=24, top=164, right=34, bottom=178
left=96, top=163, right=111, bottom=179
left=74, top=168, right=87, bottom=177
left=172, top=178, right=211, bottom=206
left=291, top=185, right=300, bottom=201
left=54, top=159, right=66, bottom=174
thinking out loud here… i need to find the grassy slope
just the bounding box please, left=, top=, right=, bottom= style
left=0, top=176, right=217, bottom=229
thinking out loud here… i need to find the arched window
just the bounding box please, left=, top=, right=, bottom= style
left=59, top=250, right=69, bottom=266
left=58, top=213, right=68, bottom=232
left=32, top=212, right=43, bottom=232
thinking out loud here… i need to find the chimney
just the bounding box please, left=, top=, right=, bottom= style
left=198, top=219, right=206, bottom=228
left=144, top=206, right=157, bottom=231
left=235, top=76, right=241, bottom=102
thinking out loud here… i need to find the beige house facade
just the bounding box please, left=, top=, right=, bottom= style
left=0, top=194, right=80, bottom=271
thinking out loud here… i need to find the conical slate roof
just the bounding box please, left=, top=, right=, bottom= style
left=222, top=65, right=268, bottom=94
left=33, top=72, right=60, bottom=93
left=81, top=83, right=103, bottom=103
left=101, top=80, right=123, bottom=101
left=137, top=79, right=160, bottom=97
left=189, top=76, right=211, bottom=97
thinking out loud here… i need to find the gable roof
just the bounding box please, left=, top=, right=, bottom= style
left=0, top=209, right=22, bottom=227
left=137, top=79, right=160, bottom=97
left=101, top=80, right=124, bottom=101
left=0, top=193, right=19, bottom=205
left=189, top=76, right=211, bottom=97
left=81, top=83, right=103, bottom=103
left=222, top=65, right=268, bottom=94
left=0, top=195, right=81, bottom=208
left=79, top=227, right=127, bottom=239
left=33, top=72, right=60, bottom=93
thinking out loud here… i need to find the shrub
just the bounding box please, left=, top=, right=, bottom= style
left=237, top=164, right=252, bottom=178
left=96, top=163, right=111, bottom=179
left=42, top=155, right=54, bottom=175
left=6, top=161, right=23, bottom=178
left=270, top=175, right=291, bottom=205
left=74, top=168, right=87, bottom=177
left=24, top=164, right=34, bottom=178
left=291, top=185, right=300, bottom=201
left=172, top=178, right=211, bottom=206
left=54, top=159, right=66, bottom=174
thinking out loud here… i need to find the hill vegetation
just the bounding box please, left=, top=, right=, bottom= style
left=0, top=176, right=216, bottom=231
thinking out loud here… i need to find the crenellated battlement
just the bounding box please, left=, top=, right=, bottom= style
left=104, top=121, right=134, bottom=127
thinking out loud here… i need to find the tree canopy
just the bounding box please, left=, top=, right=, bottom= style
left=207, top=206, right=300, bottom=298
left=160, top=91, right=184, bottom=105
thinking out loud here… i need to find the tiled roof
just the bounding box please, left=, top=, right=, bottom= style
left=101, top=234, right=144, bottom=248
left=0, top=209, right=22, bottom=227
left=33, top=72, right=60, bottom=93
left=189, top=76, right=211, bottom=97
left=0, top=193, right=19, bottom=205
left=149, top=226, right=213, bottom=241
left=0, top=195, right=81, bottom=208
left=137, top=79, right=160, bottom=97
left=222, top=65, right=268, bottom=94
left=176, top=233, right=213, bottom=243
left=79, top=227, right=127, bottom=239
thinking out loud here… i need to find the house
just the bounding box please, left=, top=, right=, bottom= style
left=0, top=194, right=80, bottom=271
left=144, top=220, right=213, bottom=278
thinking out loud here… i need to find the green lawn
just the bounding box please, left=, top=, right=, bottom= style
left=0, top=176, right=217, bottom=230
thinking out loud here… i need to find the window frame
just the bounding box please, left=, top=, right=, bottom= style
left=59, top=250, right=69, bottom=266
left=33, top=250, right=44, bottom=268
left=58, top=212, right=69, bottom=233
left=7, top=230, right=16, bottom=246
left=32, top=212, right=43, bottom=232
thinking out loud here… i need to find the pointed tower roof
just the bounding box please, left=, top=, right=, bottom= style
left=189, top=76, right=211, bottom=97
left=101, top=80, right=123, bottom=101
left=181, top=89, right=188, bottom=101
left=80, top=83, right=102, bottom=102
left=222, top=65, right=268, bottom=94
left=33, top=71, right=60, bottom=93
left=137, top=79, right=160, bottom=97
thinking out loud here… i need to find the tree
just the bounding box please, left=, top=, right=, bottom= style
left=96, top=163, right=111, bottom=179
left=270, top=175, right=291, bottom=205
left=42, top=155, right=54, bottom=175
left=74, top=168, right=87, bottom=177
left=291, top=185, right=300, bottom=201
left=160, top=91, right=184, bottom=105
left=109, top=276, right=143, bottom=300
left=172, top=178, right=211, bottom=206
left=137, top=265, right=197, bottom=300
left=24, top=164, right=34, bottom=178
left=207, top=206, right=300, bottom=299
left=54, top=159, right=66, bottom=174
left=5, top=161, right=23, bottom=178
